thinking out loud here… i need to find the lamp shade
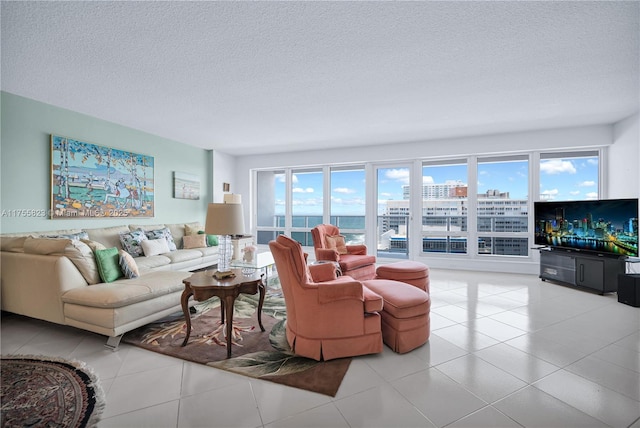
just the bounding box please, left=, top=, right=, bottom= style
left=204, top=203, right=245, bottom=236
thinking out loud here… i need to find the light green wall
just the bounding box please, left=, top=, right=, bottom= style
left=1, top=92, right=213, bottom=234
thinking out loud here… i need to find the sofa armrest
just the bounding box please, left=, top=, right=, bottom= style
left=1, top=252, right=89, bottom=325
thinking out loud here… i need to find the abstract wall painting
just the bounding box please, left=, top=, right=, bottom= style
left=173, top=171, right=200, bottom=200
left=50, top=135, right=155, bottom=219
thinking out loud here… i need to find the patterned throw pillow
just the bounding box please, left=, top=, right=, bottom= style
left=118, top=229, right=147, bottom=257
left=144, top=227, right=177, bottom=251
left=42, top=231, right=90, bottom=240
left=119, top=250, right=140, bottom=279
left=325, top=235, right=348, bottom=255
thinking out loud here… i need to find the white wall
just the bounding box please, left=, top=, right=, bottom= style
left=609, top=112, right=639, bottom=198
left=212, top=150, right=236, bottom=202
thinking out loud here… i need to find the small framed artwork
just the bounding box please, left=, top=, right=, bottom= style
left=173, top=171, right=200, bottom=200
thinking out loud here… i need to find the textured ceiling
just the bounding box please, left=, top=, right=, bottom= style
left=2, top=1, right=638, bottom=156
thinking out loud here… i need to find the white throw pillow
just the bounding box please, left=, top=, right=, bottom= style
left=141, top=238, right=170, bottom=257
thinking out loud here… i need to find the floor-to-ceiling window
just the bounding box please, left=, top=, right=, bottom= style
left=290, top=168, right=324, bottom=246
left=252, top=149, right=602, bottom=263
left=421, top=160, right=468, bottom=254
left=330, top=166, right=366, bottom=244
left=376, top=165, right=412, bottom=259
left=477, top=155, right=529, bottom=256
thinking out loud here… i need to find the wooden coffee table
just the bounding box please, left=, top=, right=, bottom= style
left=181, top=269, right=265, bottom=358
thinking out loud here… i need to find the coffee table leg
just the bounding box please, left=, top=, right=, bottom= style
left=257, top=279, right=265, bottom=332
left=181, top=288, right=193, bottom=347
left=224, top=295, right=235, bottom=358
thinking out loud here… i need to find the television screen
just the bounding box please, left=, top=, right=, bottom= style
left=534, top=198, right=638, bottom=258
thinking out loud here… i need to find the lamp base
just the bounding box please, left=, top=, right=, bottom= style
left=213, top=270, right=235, bottom=280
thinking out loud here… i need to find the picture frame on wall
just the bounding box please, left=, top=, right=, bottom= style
left=50, top=135, right=155, bottom=219
left=173, top=171, right=200, bottom=200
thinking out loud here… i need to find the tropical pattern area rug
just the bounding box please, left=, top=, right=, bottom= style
left=0, top=355, right=105, bottom=428
left=122, top=280, right=351, bottom=397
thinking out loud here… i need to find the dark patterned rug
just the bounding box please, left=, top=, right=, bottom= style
left=122, top=287, right=351, bottom=397
left=0, top=355, right=105, bottom=428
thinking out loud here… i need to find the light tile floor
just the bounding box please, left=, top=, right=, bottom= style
left=2, top=269, right=639, bottom=428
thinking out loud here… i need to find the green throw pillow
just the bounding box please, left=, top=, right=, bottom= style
left=95, top=247, right=124, bottom=283
left=197, top=231, right=218, bottom=246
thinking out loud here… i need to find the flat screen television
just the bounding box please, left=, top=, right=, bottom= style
left=534, top=198, right=638, bottom=258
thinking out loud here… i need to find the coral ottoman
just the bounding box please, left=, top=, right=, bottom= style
left=363, top=279, right=430, bottom=353
left=376, top=261, right=430, bottom=292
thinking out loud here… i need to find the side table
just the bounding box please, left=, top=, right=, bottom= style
left=181, top=269, right=265, bottom=358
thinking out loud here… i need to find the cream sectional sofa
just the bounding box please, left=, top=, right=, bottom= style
left=0, top=222, right=218, bottom=349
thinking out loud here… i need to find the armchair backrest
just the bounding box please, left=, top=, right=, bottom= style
left=311, top=224, right=340, bottom=258
left=269, top=235, right=311, bottom=285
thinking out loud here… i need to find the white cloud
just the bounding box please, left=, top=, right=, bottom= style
left=540, top=159, right=576, bottom=175
left=292, top=187, right=314, bottom=193
left=540, top=189, right=559, bottom=200
left=380, top=192, right=392, bottom=198
left=332, top=197, right=365, bottom=206
left=578, top=180, right=596, bottom=187
left=423, top=176, right=434, bottom=184
left=569, top=190, right=581, bottom=195
left=587, top=159, right=599, bottom=166
left=333, top=187, right=355, bottom=194
left=585, top=192, right=598, bottom=199
left=386, top=169, right=410, bottom=184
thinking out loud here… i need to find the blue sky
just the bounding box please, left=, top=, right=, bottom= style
left=273, top=156, right=599, bottom=215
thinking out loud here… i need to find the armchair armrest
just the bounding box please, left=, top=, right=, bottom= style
left=346, top=244, right=367, bottom=255
left=309, top=262, right=338, bottom=282
left=317, top=278, right=363, bottom=304
left=362, top=286, right=383, bottom=312
left=316, top=248, right=339, bottom=261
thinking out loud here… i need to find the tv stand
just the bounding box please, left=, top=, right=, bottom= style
left=539, top=250, right=625, bottom=294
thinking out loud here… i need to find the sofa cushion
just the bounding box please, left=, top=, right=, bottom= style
left=23, top=236, right=70, bottom=254
left=0, top=236, right=29, bottom=252
left=192, top=246, right=219, bottom=257
left=134, top=254, right=171, bottom=271
left=95, top=247, right=124, bottom=283
left=141, top=238, right=170, bottom=257
left=84, top=225, right=130, bottom=250
left=119, top=250, right=140, bottom=279
left=144, top=227, right=177, bottom=251
left=23, top=237, right=101, bottom=285
left=183, top=234, right=206, bottom=249
left=338, top=253, right=377, bottom=270
left=61, top=271, right=191, bottom=309
left=119, top=229, right=148, bottom=257
left=163, top=249, right=202, bottom=264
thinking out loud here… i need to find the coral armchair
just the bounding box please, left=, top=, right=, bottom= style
left=269, top=235, right=383, bottom=361
left=311, top=224, right=376, bottom=280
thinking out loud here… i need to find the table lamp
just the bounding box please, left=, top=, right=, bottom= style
left=205, top=202, right=245, bottom=279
